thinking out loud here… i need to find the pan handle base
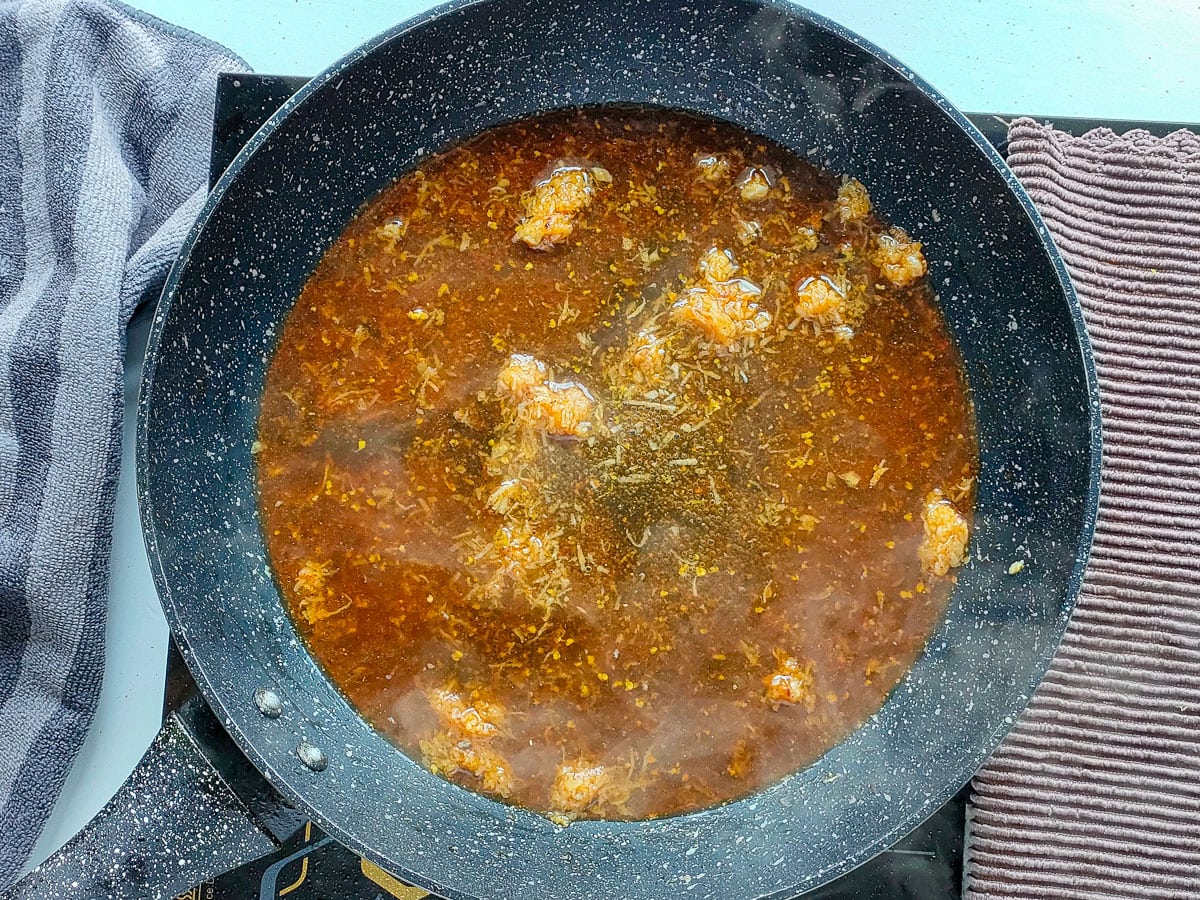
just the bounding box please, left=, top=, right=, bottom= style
left=7, top=695, right=284, bottom=899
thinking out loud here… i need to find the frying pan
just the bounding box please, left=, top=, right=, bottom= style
left=133, top=0, right=1101, bottom=897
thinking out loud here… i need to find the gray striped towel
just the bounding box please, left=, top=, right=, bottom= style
left=0, top=0, right=240, bottom=886
left=966, top=121, right=1200, bottom=897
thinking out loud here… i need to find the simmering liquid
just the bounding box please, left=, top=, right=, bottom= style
left=257, top=108, right=976, bottom=821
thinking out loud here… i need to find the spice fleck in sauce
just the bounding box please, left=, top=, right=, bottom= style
left=256, top=108, right=977, bottom=822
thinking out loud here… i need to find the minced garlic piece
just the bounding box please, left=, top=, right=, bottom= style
left=373, top=218, right=406, bottom=242
left=869, top=460, right=889, bottom=488
left=734, top=218, right=762, bottom=246
left=765, top=654, right=816, bottom=710
left=294, top=559, right=333, bottom=596
left=413, top=352, right=443, bottom=408
left=671, top=247, right=771, bottom=348
left=727, top=739, right=753, bottom=779
left=514, top=164, right=609, bottom=250
left=496, top=353, right=596, bottom=437
left=832, top=177, right=871, bottom=223
left=483, top=517, right=572, bottom=608
left=794, top=275, right=849, bottom=328
left=697, top=246, right=739, bottom=282
left=624, top=329, right=668, bottom=383
left=497, top=352, right=548, bottom=398
left=694, top=152, right=731, bottom=183
left=485, top=478, right=528, bottom=515
left=292, top=559, right=350, bottom=624
left=737, top=165, right=774, bottom=202
left=524, top=381, right=596, bottom=436
left=494, top=520, right=550, bottom=575
left=871, top=228, right=927, bottom=287
left=428, top=686, right=506, bottom=739
left=673, top=282, right=770, bottom=347
left=919, top=490, right=969, bottom=576
left=462, top=510, right=571, bottom=613
left=549, top=761, right=608, bottom=819
left=419, top=732, right=514, bottom=798
left=296, top=596, right=350, bottom=625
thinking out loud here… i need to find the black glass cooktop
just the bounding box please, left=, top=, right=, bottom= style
left=15, top=73, right=1189, bottom=900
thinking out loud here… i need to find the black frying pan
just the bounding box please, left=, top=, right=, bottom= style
left=136, top=0, right=1101, bottom=897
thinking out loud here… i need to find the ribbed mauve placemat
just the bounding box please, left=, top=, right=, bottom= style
left=964, top=119, right=1200, bottom=899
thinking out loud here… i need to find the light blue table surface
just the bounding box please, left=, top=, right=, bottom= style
left=26, top=0, right=1200, bottom=878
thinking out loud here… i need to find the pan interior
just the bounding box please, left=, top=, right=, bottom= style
left=254, top=103, right=980, bottom=824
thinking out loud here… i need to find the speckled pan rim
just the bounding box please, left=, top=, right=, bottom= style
left=137, top=0, right=1103, bottom=896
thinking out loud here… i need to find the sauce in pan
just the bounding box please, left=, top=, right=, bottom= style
left=256, top=108, right=977, bottom=821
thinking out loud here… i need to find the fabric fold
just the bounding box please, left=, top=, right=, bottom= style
left=966, top=118, right=1200, bottom=899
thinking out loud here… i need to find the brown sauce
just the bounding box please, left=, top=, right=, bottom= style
left=256, top=108, right=977, bottom=821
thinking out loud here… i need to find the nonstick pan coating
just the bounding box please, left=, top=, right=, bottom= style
left=138, top=1, right=1101, bottom=897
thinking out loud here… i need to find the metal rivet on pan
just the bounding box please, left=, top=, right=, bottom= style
left=253, top=686, right=283, bottom=719
left=297, top=740, right=328, bottom=772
